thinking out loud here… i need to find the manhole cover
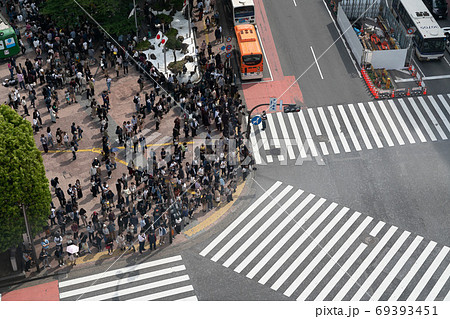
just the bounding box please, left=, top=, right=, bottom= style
left=364, top=235, right=378, bottom=245
left=269, top=148, right=281, bottom=155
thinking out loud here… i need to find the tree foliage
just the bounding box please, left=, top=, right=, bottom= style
left=41, top=0, right=138, bottom=36
left=0, top=105, right=51, bottom=253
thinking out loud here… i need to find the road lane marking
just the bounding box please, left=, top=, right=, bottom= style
left=368, top=101, right=394, bottom=147
left=328, top=106, right=351, bottom=152
left=418, top=97, right=447, bottom=140
left=310, top=46, right=324, bottom=80
left=277, top=112, right=295, bottom=159
left=337, top=104, right=362, bottom=151
left=287, top=113, right=307, bottom=158
left=429, top=96, right=450, bottom=133
left=317, top=107, right=340, bottom=154
left=377, top=101, right=405, bottom=145
left=408, top=98, right=437, bottom=141
left=388, top=100, right=415, bottom=144
left=298, top=110, right=319, bottom=156
left=348, top=103, right=373, bottom=150
left=424, top=261, right=450, bottom=301
left=358, top=102, right=383, bottom=148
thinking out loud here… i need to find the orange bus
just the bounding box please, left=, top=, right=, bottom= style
left=234, top=24, right=263, bottom=80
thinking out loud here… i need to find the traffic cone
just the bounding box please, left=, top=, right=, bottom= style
left=391, top=90, right=395, bottom=98
left=423, top=87, right=427, bottom=95
left=408, top=65, right=412, bottom=72
left=407, top=88, right=410, bottom=96
left=374, top=90, right=379, bottom=99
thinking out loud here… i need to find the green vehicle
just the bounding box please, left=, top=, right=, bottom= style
left=0, top=12, right=20, bottom=59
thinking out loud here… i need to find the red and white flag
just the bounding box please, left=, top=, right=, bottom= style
left=155, top=31, right=163, bottom=45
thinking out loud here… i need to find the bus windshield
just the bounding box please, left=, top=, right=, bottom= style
left=434, top=0, right=447, bottom=8
left=420, top=37, right=446, bottom=53
left=235, top=6, right=254, bottom=18
left=242, top=54, right=262, bottom=65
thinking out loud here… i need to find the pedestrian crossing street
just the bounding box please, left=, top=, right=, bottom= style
left=58, top=255, right=198, bottom=301
left=249, top=94, right=450, bottom=164
left=200, top=181, right=450, bottom=301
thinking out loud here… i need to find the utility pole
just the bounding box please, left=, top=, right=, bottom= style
left=22, top=204, right=40, bottom=273
left=187, top=1, right=191, bottom=38
left=133, top=0, right=139, bottom=40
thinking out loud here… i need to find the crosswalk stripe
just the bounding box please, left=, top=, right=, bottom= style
left=328, top=106, right=351, bottom=152
left=298, top=215, right=373, bottom=301
left=398, top=98, right=427, bottom=143
left=406, top=246, right=449, bottom=301
left=388, top=241, right=437, bottom=300
left=80, top=275, right=191, bottom=301
left=319, top=141, right=329, bottom=155
left=444, top=287, right=450, bottom=301
left=273, top=206, right=350, bottom=292
left=285, top=210, right=359, bottom=297
left=258, top=123, right=273, bottom=163
left=222, top=189, right=303, bottom=268
left=370, top=221, right=385, bottom=236
left=287, top=113, right=307, bottom=158
left=358, top=102, right=384, bottom=148
left=424, top=260, right=450, bottom=300
left=308, top=108, right=322, bottom=135
left=352, top=231, right=411, bottom=300
left=337, top=105, right=362, bottom=151
left=176, top=295, right=199, bottom=301
left=200, top=181, right=282, bottom=257
left=317, top=107, right=340, bottom=154
left=249, top=117, right=263, bottom=165
left=267, top=114, right=284, bottom=161
left=427, top=96, right=450, bottom=135
left=440, top=95, right=450, bottom=117
left=348, top=103, right=373, bottom=149
left=388, top=100, right=416, bottom=144
left=369, top=236, right=423, bottom=301
left=315, top=242, right=368, bottom=300
left=60, top=265, right=187, bottom=299
left=58, top=255, right=183, bottom=288
left=258, top=201, right=336, bottom=285
left=333, top=225, right=397, bottom=300
left=211, top=185, right=293, bottom=262
left=127, top=285, right=195, bottom=301
left=418, top=97, right=447, bottom=140
left=377, top=101, right=405, bottom=145
left=245, top=194, right=318, bottom=278
left=368, top=101, right=394, bottom=147
left=298, top=111, right=319, bottom=156
left=410, top=97, right=438, bottom=141
left=276, top=112, right=295, bottom=159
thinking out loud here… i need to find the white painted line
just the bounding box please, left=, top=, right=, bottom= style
left=328, top=106, right=351, bottom=152
left=254, top=25, right=273, bottom=82
left=236, top=193, right=315, bottom=274
left=408, top=98, right=437, bottom=141
left=368, top=101, right=394, bottom=147
left=444, top=57, right=450, bottom=68
left=127, top=285, right=195, bottom=301
left=337, top=105, right=362, bottom=151
left=310, top=46, right=324, bottom=80
left=445, top=289, right=450, bottom=301
left=200, top=181, right=282, bottom=257
left=388, top=100, right=415, bottom=144
left=353, top=231, right=411, bottom=300
left=418, top=97, right=447, bottom=140
left=246, top=194, right=319, bottom=278
left=407, top=246, right=450, bottom=301
left=286, top=211, right=359, bottom=298
left=211, top=186, right=293, bottom=262
left=358, top=103, right=384, bottom=148
left=430, top=96, right=450, bottom=133
left=80, top=275, right=191, bottom=301
left=398, top=99, right=427, bottom=142
left=59, top=255, right=183, bottom=288
left=293, top=0, right=297, bottom=6
left=370, top=236, right=423, bottom=301
left=259, top=201, right=336, bottom=285
left=321, top=0, right=361, bottom=78
left=249, top=124, right=262, bottom=165
left=223, top=189, right=303, bottom=268
left=257, top=124, right=273, bottom=163
left=348, top=103, right=373, bottom=150
left=60, top=265, right=187, bottom=299
left=370, top=221, right=385, bottom=237
left=267, top=113, right=284, bottom=161
left=377, top=101, right=405, bottom=145
left=424, top=259, right=450, bottom=301
left=319, top=141, right=329, bottom=155
left=315, top=243, right=368, bottom=300
left=395, top=74, right=450, bottom=82
left=276, top=112, right=295, bottom=160
left=298, top=215, right=372, bottom=301
left=308, top=108, right=322, bottom=135
left=388, top=241, right=437, bottom=301
left=317, top=107, right=340, bottom=154
left=298, top=110, right=319, bottom=156
left=176, top=295, right=198, bottom=301
left=333, top=225, right=397, bottom=301
left=441, top=94, right=450, bottom=116
left=272, top=206, right=349, bottom=292
left=287, top=113, right=307, bottom=158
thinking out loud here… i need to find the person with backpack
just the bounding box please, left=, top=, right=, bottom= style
left=39, top=249, right=50, bottom=268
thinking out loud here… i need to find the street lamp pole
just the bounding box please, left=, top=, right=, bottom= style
left=22, top=204, right=40, bottom=273
left=133, top=0, right=139, bottom=40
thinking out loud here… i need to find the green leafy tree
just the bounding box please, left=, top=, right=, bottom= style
left=0, top=105, right=51, bottom=253
left=41, top=0, right=138, bottom=36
